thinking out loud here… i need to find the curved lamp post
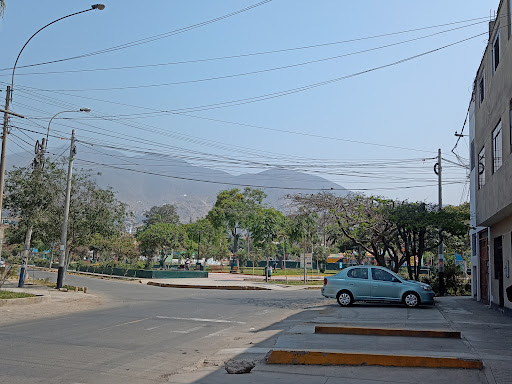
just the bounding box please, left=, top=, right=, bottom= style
left=45, top=108, right=91, bottom=153
left=3, top=5, right=105, bottom=286
left=10, top=4, right=106, bottom=95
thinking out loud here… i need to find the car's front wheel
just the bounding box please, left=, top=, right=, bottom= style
left=337, top=291, right=354, bottom=306
left=403, top=292, right=420, bottom=308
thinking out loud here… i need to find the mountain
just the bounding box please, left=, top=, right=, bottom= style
left=5, top=147, right=348, bottom=222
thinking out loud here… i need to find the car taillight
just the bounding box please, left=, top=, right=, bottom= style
left=323, top=278, right=327, bottom=285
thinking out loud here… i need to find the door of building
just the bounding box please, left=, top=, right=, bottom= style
left=494, top=236, right=504, bottom=308
left=479, top=230, right=489, bottom=303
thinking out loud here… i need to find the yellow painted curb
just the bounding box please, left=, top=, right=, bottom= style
left=315, top=326, right=461, bottom=339
left=266, top=350, right=482, bottom=369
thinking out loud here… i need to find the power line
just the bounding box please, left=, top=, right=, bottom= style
left=74, top=157, right=466, bottom=192
left=8, top=30, right=488, bottom=160
left=0, top=13, right=495, bottom=76
left=0, top=0, right=273, bottom=73
left=13, top=86, right=436, bottom=156
left=31, top=20, right=488, bottom=92
left=22, top=31, right=488, bottom=119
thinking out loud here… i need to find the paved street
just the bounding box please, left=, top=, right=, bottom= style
left=2, top=271, right=512, bottom=384
left=0, top=271, right=325, bottom=383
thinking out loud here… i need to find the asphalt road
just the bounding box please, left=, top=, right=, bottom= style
left=1, top=271, right=325, bottom=384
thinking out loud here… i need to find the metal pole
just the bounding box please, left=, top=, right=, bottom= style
left=303, top=240, right=307, bottom=285
left=197, top=231, right=201, bottom=266
left=56, top=130, right=75, bottom=289
left=437, top=148, right=445, bottom=296
left=283, top=240, right=287, bottom=284
left=265, top=256, right=269, bottom=282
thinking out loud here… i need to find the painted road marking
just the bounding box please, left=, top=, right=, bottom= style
left=170, top=326, right=204, bottom=334
left=144, top=324, right=168, bottom=331
left=216, top=347, right=271, bottom=355
left=156, top=316, right=245, bottom=324
left=98, top=317, right=152, bottom=331
left=204, top=326, right=234, bottom=339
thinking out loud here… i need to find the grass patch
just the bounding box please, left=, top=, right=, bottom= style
left=0, top=290, right=35, bottom=299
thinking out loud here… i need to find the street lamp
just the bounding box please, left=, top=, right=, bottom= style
left=0, top=4, right=104, bottom=278
left=10, top=5, right=106, bottom=94
left=45, top=108, right=91, bottom=153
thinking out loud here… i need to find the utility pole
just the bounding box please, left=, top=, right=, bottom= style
left=0, top=86, right=24, bottom=265
left=56, top=130, right=76, bottom=289
left=0, top=86, right=11, bottom=263
left=436, top=148, right=445, bottom=296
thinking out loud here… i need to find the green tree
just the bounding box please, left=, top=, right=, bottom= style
left=5, top=162, right=129, bottom=268
left=387, top=201, right=469, bottom=280
left=248, top=207, right=284, bottom=265
left=66, top=170, right=128, bottom=265
left=137, top=223, right=186, bottom=267
left=183, top=218, right=228, bottom=262
left=143, top=204, right=180, bottom=227
left=89, top=233, right=138, bottom=264
left=442, top=203, right=471, bottom=263
left=290, top=193, right=397, bottom=270
left=4, top=161, right=65, bottom=262
left=207, top=188, right=265, bottom=264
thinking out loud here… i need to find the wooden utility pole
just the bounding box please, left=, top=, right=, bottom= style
left=57, top=130, right=76, bottom=289
left=0, top=86, right=11, bottom=262
left=436, top=148, right=445, bottom=296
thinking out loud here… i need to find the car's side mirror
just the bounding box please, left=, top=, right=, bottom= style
left=391, top=277, right=401, bottom=283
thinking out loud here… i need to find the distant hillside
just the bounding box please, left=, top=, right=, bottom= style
left=5, top=147, right=348, bottom=222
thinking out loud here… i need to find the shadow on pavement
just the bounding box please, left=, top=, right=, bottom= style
left=170, top=297, right=491, bottom=384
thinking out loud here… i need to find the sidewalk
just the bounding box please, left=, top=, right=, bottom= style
left=169, top=296, right=512, bottom=384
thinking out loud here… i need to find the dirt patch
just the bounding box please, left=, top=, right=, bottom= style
left=0, top=286, right=109, bottom=326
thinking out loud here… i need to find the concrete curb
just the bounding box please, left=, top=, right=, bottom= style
left=0, top=295, right=48, bottom=307
left=266, top=350, right=483, bottom=369
left=147, top=281, right=271, bottom=291
left=315, top=326, right=461, bottom=339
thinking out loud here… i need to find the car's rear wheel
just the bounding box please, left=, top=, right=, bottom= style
left=337, top=291, right=354, bottom=306
left=403, top=292, right=420, bottom=308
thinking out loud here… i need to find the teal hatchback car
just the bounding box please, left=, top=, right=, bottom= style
left=321, top=265, right=434, bottom=308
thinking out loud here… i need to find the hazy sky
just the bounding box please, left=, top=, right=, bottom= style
left=0, top=0, right=501, bottom=205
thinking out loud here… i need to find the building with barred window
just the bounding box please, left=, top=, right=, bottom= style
left=469, top=0, right=512, bottom=312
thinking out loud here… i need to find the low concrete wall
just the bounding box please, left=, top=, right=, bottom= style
left=77, top=266, right=208, bottom=279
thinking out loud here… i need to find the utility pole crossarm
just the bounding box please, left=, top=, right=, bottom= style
left=0, top=108, right=24, bottom=118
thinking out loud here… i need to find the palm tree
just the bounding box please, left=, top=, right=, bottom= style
left=0, top=1, right=5, bottom=18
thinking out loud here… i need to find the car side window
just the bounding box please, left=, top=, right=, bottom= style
left=347, top=268, right=368, bottom=279
left=371, top=268, right=395, bottom=282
